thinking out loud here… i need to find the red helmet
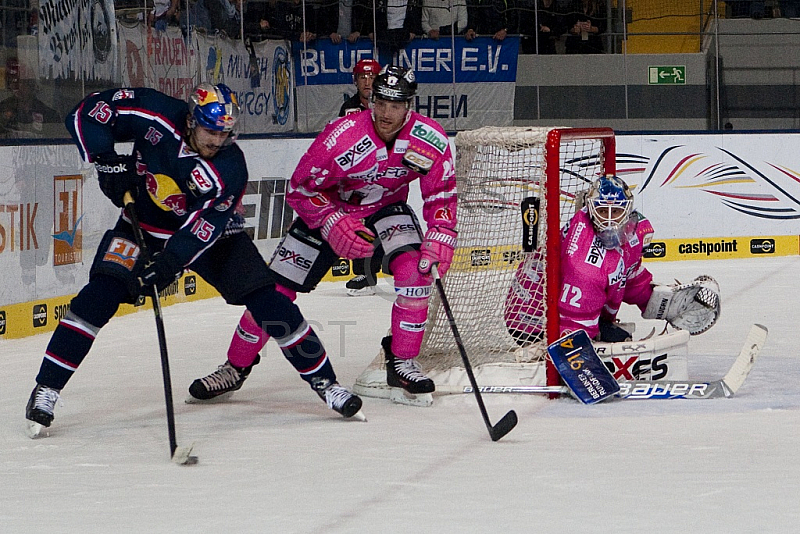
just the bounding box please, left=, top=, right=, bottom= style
left=353, top=59, right=381, bottom=79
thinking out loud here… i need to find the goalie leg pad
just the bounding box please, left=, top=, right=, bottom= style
left=642, top=275, right=721, bottom=335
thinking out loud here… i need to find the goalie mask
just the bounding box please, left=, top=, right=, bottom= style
left=188, top=83, right=240, bottom=147
left=586, top=175, right=635, bottom=249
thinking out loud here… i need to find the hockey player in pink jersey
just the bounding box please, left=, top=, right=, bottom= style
left=189, top=65, right=458, bottom=403
left=505, top=175, right=720, bottom=345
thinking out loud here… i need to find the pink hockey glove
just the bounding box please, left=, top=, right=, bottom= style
left=418, top=227, right=457, bottom=276
left=320, top=211, right=375, bottom=259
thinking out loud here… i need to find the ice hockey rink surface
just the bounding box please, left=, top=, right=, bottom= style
left=1, top=256, right=798, bottom=532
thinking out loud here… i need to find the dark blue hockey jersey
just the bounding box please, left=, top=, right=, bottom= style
left=65, top=87, right=247, bottom=269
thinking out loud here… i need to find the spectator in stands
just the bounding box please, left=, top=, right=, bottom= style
left=371, top=0, right=423, bottom=54
left=273, top=0, right=319, bottom=43
left=518, top=0, right=563, bottom=54
left=464, top=0, right=517, bottom=42
left=243, top=0, right=277, bottom=41
left=180, top=0, right=214, bottom=36
left=422, top=0, right=468, bottom=39
left=149, top=0, right=180, bottom=32
left=0, top=58, right=61, bottom=138
left=563, top=0, right=605, bottom=54
left=207, top=0, right=245, bottom=39
left=317, top=0, right=365, bottom=44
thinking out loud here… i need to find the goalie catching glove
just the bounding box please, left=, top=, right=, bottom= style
left=643, top=275, right=721, bottom=335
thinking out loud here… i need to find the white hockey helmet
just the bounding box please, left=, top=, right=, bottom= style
left=586, top=175, right=634, bottom=249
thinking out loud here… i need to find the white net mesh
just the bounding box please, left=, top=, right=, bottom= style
left=353, top=126, right=614, bottom=397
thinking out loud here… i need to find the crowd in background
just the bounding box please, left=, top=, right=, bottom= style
left=132, top=0, right=612, bottom=55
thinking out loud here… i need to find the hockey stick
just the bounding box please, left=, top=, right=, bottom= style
left=124, top=192, right=198, bottom=465
left=431, top=265, right=518, bottom=441
left=462, top=324, right=768, bottom=400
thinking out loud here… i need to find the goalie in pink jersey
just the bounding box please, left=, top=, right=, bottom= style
left=505, top=175, right=720, bottom=345
left=189, top=65, right=458, bottom=403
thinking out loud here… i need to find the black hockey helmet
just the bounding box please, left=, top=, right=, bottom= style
left=372, top=65, right=417, bottom=102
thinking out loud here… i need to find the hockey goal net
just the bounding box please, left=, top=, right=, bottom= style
left=353, top=126, right=615, bottom=397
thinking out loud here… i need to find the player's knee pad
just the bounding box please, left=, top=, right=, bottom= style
left=367, top=202, right=423, bottom=273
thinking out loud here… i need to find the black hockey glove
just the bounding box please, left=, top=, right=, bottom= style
left=137, top=251, right=183, bottom=295
left=94, top=152, right=139, bottom=208
left=597, top=319, right=633, bottom=343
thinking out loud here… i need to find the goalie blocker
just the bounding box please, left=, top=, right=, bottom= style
left=643, top=275, right=721, bottom=335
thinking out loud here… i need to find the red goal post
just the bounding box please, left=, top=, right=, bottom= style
left=352, top=127, right=616, bottom=399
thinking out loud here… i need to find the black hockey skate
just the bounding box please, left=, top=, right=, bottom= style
left=382, top=335, right=435, bottom=405
left=346, top=275, right=376, bottom=296
left=311, top=378, right=365, bottom=420
left=26, top=384, right=60, bottom=438
left=187, top=355, right=260, bottom=402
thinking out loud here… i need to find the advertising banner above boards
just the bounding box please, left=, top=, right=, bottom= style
left=2, top=132, right=799, bottom=338
left=293, top=36, right=519, bottom=132
left=118, top=25, right=295, bottom=134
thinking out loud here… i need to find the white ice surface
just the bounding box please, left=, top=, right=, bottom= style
left=2, top=257, right=799, bottom=533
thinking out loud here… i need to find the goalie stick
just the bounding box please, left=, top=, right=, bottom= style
left=124, top=193, right=198, bottom=466
left=463, top=324, right=767, bottom=400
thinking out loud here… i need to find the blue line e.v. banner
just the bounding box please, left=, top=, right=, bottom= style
left=293, top=36, right=519, bottom=132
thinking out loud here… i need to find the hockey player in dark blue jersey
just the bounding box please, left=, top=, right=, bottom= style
left=25, top=84, right=363, bottom=438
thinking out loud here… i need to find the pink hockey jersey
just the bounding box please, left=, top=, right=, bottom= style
left=504, top=208, right=654, bottom=341
left=558, top=208, right=654, bottom=339
left=286, top=109, right=457, bottom=232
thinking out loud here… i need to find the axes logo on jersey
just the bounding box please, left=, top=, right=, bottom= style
left=378, top=223, right=417, bottom=242
left=335, top=135, right=375, bottom=169
left=585, top=237, right=606, bottom=267
left=0, top=310, right=5, bottom=335
left=276, top=246, right=314, bottom=271
left=147, top=173, right=187, bottom=216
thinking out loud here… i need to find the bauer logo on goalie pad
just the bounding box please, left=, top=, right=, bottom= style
left=547, top=330, right=620, bottom=404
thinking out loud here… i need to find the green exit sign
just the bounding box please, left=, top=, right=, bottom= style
left=649, top=66, right=686, bottom=85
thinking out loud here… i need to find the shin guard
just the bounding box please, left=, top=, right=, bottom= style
left=389, top=251, right=432, bottom=359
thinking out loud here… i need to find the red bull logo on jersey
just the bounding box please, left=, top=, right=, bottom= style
left=147, top=173, right=187, bottom=216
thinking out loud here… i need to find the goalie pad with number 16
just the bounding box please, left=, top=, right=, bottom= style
left=642, top=275, right=721, bottom=335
